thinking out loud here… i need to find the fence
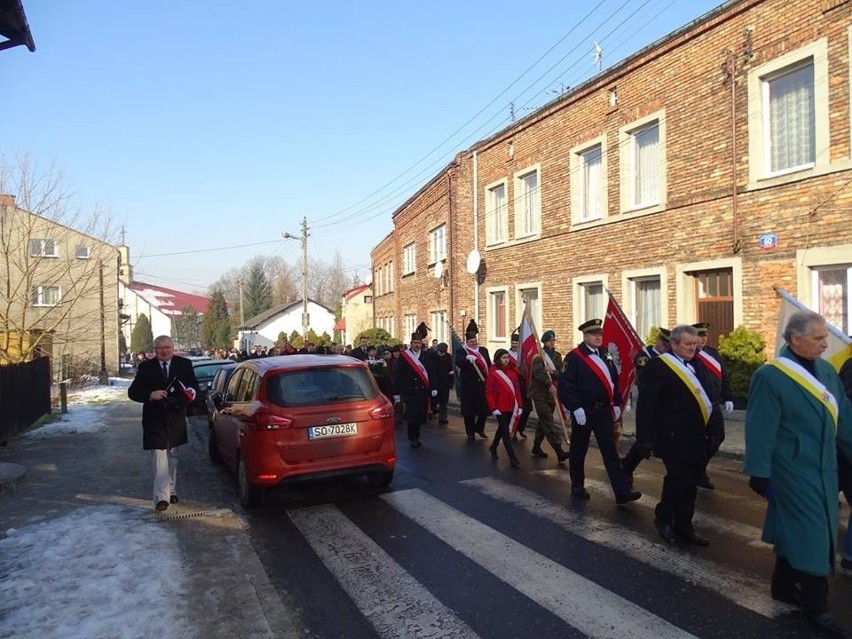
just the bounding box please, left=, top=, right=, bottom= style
left=0, top=357, right=51, bottom=444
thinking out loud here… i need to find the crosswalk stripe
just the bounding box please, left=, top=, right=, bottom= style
left=288, top=504, right=480, bottom=639
left=461, top=477, right=791, bottom=619
left=538, top=471, right=766, bottom=548
left=382, top=488, right=698, bottom=639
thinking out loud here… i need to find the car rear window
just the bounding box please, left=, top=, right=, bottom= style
left=266, top=367, right=378, bottom=407
left=194, top=362, right=229, bottom=379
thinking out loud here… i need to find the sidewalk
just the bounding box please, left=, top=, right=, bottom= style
left=0, top=392, right=300, bottom=639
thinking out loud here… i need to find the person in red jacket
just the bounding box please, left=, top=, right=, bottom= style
left=485, top=348, right=522, bottom=468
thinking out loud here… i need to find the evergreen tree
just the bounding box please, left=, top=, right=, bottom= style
left=244, top=263, right=273, bottom=319
left=202, top=289, right=231, bottom=350
left=173, top=306, right=201, bottom=350
left=130, top=313, right=154, bottom=353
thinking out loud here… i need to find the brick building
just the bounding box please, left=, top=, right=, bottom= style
left=372, top=0, right=852, bottom=355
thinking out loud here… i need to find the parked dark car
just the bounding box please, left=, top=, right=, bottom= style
left=205, top=362, right=237, bottom=428
left=190, top=359, right=234, bottom=415
left=208, top=355, right=396, bottom=507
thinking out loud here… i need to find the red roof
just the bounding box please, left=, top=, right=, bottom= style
left=129, top=281, right=210, bottom=316
left=342, top=283, right=369, bottom=301
left=334, top=317, right=346, bottom=331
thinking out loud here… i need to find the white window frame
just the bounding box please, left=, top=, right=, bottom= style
left=75, top=245, right=91, bottom=259
left=515, top=283, right=543, bottom=335
left=404, top=314, right=417, bottom=341
left=374, top=268, right=382, bottom=296
left=402, top=244, right=416, bottom=276
left=619, top=110, right=666, bottom=216
left=31, top=285, right=61, bottom=307
left=514, top=166, right=541, bottom=239
left=487, top=287, right=509, bottom=342
left=428, top=225, right=447, bottom=264
left=485, top=180, right=508, bottom=246
left=388, top=315, right=395, bottom=338
left=29, top=239, right=59, bottom=258
left=570, top=137, right=607, bottom=225
left=747, top=38, right=829, bottom=186
left=811, top=266, right=851, bottom=334
left=572, top=274, right=609, bottom=343
left=430, top=310, right=448, bottom=344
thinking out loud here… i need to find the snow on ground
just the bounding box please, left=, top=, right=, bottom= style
left=24, top=377, right=131, bottom=440
left=0, top=505, right=190, bottom=639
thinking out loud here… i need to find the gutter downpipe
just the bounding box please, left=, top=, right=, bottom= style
left=472, top=151, right=479, bottom=324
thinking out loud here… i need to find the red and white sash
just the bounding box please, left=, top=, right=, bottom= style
left=573, top=347, right=615, bottom=406
left=464, top=345, right=489, bottom=378
left=401, top=349, right=429, bottom=388
left=493, top=369, right=521, bottom=434
left=695, top=349, right=722, bottom=380
left=507, top=349, right=518, bottom=364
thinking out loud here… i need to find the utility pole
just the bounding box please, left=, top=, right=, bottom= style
left=98, top=260, right=108, bottom=384
left=238, top=277, right=245, bottom=351
left=300, top=217, right=310, bottom=340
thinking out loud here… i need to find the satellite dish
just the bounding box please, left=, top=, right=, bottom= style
left=465, top=249, right=481, bottom=275
left=432, top=261, right=444, bottom=279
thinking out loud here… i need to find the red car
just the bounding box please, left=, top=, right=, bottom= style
left=208, top=355, right=396, bottom=507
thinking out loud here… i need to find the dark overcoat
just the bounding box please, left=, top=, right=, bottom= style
left=454, top=346, right=491, bottom=417
left=128, top=356, right=199, bottom=450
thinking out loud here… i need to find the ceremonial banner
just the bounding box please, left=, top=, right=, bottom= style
left=774, top=286, right=852, bottom=372
left=602, top=291, right=645, bottom=411
left=516, top=304, right=540, bottom=386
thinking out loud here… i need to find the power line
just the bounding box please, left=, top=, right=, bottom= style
left=136, top=239, right=285, bottom=259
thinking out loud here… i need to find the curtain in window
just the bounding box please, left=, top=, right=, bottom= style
left=634, top=124, right=659, bottom=207
left=585, top=284, right=604, bottom=321
left=487, top=186, right=506, bottom=243
left=521, top=174, right=539, bottom=234
left=582, top=148, right=602, bottom=220
left=519, top=288, right=540, bottom=331
left=635, top=278, right=661, bottom=339
left=769, top=62, right=815, bottom=172
left=818, top=268, right=848, bottom=333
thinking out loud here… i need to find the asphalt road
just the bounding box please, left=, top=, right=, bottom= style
left=186, top=413, right=852, bottom=639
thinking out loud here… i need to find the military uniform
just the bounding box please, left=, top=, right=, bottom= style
left=454, top=319, right=491, bottom=439
left=528, top=330, right=568, bottom=461
left=558, top=319, right=638, bottom=504
left=392, top=322, right=436, bottom=447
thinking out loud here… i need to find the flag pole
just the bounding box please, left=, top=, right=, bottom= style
left=529, top=310, right=570, bottom=440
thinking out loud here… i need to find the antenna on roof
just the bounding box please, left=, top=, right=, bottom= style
left=592, top=42, right=602, bottom=72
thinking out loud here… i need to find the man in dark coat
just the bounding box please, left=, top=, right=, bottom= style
left=128, top=335, right=199, bottom=511
left=432, top=342, right=455, bottom=424
left=637, top=324, right=712, bottom=546
left=454, top=319, right=491, bottom=440
left=560, top=319, right=639, bottom=505
left=392, top=323, right=437, bottom=447
left=350, top=336, right=370, bottom=361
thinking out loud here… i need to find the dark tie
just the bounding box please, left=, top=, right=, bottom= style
left=161, top=361, right=168, bottom=379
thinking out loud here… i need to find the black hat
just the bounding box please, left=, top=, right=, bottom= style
left=578, top=318, right=603, bottom=333
left=541, top=330, right=556, bottom=343
left=510, top=330, right=520, bottom=342
left=465, top=319, right=479, bottom=339
left=415, top=322, right=429, bottom=340
left=692, top=322, right=709, bottom=336
left=657, top=327, right=671, bottom=343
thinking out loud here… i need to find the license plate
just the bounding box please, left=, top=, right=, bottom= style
left=308, top=423, right=358, bottom=440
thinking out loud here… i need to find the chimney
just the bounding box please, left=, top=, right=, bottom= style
left=0, top=194, right=16, bottom=207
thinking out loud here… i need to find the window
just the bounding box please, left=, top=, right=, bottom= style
left=387, top=261, right=394, bottom=292
left=75, top=245, right=90, bottom=259
left=517, top=285, right=542, bottom=335
left=388, top=315, right=395, bottom=338
left=485, top=182, right=508, bottom=245
left=581, top=283, right=604, bottom=323
left=402, top=244, right=416, bottom=276
left=29, top=239, right=58, bottom=258
left=374, top=269, right=382, bottom=296
left=515, top=169, right=540, bottom=238
left=489, top=290, right=507, bottom=339
left=430, top=310, right=448, bottom=344
left=31, top=285, right=61, bottom=307
left=813, top=266, right=850, bottom=333
left=765, top=62, right=815, bottom=174
left=631, top=122, right=660, bottom=208
left=428, top=225, right=447, bottom=264
left=404, top=314, right=417, bottom=341
left=632, top=277, right=661, bottom=340
left=364, top=295, right=372, bottom=304
left=578, top=145, right=603, bottom=221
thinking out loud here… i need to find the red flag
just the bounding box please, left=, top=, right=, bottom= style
left=601, top=292, right=644, bottom=411
left=516, top=305, right=539, bottom=387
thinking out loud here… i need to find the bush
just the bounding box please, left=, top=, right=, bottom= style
left=644, top=326, right=662, bottom=347
left=717, top=325, right=767, bottom=400
left=355, top=327, right=401, bottom=347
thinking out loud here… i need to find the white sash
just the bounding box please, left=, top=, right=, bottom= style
left=660, top=353, right=713, bottom=422
left=464, top=345, right=489, bottom=377
left=507, top=349, right=518, bottom=364
left=401, top=349, right=429, bottom=386
left=695, top=349, right=722, bottom=379
left=771, top=356, right=838, bottom=428
left=494, top=369, right=520, bottom=433
left=588, top=351, right=614, bottom=393
left=542, top=350, right=557, bottom=373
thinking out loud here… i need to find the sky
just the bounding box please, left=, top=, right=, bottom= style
left=5, top=0, right=724, bottom=295
left=0, top=379, right=191, bottom=639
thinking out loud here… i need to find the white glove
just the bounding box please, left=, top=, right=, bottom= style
left=393, top=395, right=400, bottom=404
left=612, top=406, right=622, bottom=422
left=466, top=354, right=477, bottom=363
left=573, top=408, right=587, bottom=426
left=624, top=403, right=632, bottom=413
left=431, top=390, right=437, bottom=397
left=515, top=409, right=522, bottom=417
left=492, top=409, right=501, bottom=417
left=724, top=401, right=734, bottom=414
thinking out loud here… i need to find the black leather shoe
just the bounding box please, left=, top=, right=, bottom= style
left=615, top=491, right=641, bottom=505
left=155, top=501, right=169, bottom=512
left=170, top=495, right=179, bottom=504
left=531, top=447, right=548, bottom=458
left=476, top=430, right=488, bottom=439
left=517, top=431, right=527, bottom=439
left=676, top=530, right=710, bottom=546
left=571, top=487, right=591, bottom=499
left=655, top=520, right=677, bottom=545
left=409, top=440, right=422, bottom=448
left=510, top=459, right=521, bottom=468
left=697, top=476, right=715, bottom=490
left=489, top=447, right=498, bottom=460
left=805, top=611, right=851, bottom=637
left=771, top=588, right=801, bottom=607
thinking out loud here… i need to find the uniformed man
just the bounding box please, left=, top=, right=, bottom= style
left=621, top=327, right=670, bottom=484
left=692, top=322, right=734, bottom=490
left=454, top=319, right=491, bottom=440
left=529, top=330, right=569, bottom=462
left=636, top=324, right=712, bottom=545
left=559, top=319, right=640, bottom=504
left=392, top=322, right=437, bottom=448
left=507, top=330, right=532, bottom=439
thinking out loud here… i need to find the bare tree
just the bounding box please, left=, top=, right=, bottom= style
left=0, top=153, right=120, bottom=373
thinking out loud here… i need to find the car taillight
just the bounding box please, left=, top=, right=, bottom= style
left=253, top=410, right=293, bottom=430
left=369, top=402, right=394, bottom=420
